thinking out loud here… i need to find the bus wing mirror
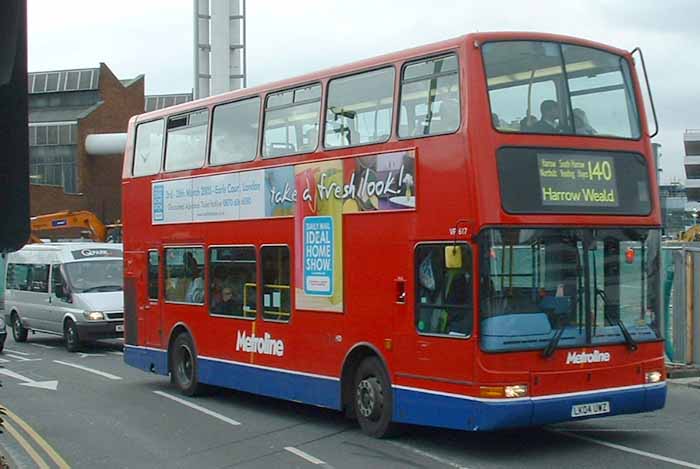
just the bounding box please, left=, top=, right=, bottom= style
left=445, top=246, right=462, bottom=269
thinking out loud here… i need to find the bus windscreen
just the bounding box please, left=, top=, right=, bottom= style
left=497, top=147, right=651, bottom=215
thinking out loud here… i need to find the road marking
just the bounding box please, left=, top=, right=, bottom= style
left=4, top=349, right=31, bottom=355
left=4, top=407, right=71, bottom=469
left=78, top=352, right=106, bottom=358
left=0, top=358, right=9, bottom=363
left=53, top=360, right=122, bottom=380
left=6, top=354, right=42, bottom=362
left=554, top=430, right=700, bottom=468
left=153, top=391, right=241, bottom=426
left=388, top=441, right=471, bottom=469
left=109, top=351, right=124, bottom=356
left=30, top=343, right=55, bottom=349
left=0, top=368, right=58, bottom=390
left=3, top=421, right=51, bottom=469
left=284, top=447, right=326, bottom=465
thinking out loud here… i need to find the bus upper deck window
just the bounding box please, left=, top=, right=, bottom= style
left=164, top=110, right=209, bottom=172
left=399, top=54, right=460, bottom=138
left=263, top=84, right=321, bottom=159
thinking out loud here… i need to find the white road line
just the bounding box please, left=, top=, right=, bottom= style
left=6, top=354, right=42, bottom=362
left=153, top=391, right=241, bottom=426
left=0, top=358, right=9, bottom=363
left=284, top=447, right=326, bottom=465
left=4, top=349, right=31, bottom=356
left=53, top=360, right=122, bottom=380
left=108, top=351, right=124, bottom=356
left=30, top=343, right=55, bottom=349
left=388, top=442, right=472, bottom=469
left=554, top=430, right=700, bottom=468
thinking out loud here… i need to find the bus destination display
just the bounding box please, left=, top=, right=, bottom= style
left=538, top=154, right=619, bottom=208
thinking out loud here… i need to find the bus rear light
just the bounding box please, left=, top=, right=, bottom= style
left=479, top=384, right=528, bottom=398
left=645, top=371, right=663, bottom=384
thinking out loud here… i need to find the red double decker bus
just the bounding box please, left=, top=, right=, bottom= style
left=122, top=32, right=665, bottom=437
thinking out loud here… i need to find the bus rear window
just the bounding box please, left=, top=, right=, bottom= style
left=133, top=119, right=164, bottom=176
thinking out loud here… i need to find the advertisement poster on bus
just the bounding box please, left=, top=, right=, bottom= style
left=293, top=150, right=415, bottom=312
left=151, top=150, right=416, bottom=312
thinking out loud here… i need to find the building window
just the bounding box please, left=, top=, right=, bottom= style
left=263, top=84, right=321, bottom=158
left=210, top=97, right=260, bottom=165
left=325, top=67, right=395, bottom=148
left=261, top=246, right=291, bottom=322
left=399, top=54, right=460, bottom=138
left=165, top=247, right=205, bottom=304
left=209, top=246, right=257, bottom=318
left=133, top=119, right=165, bottom=176
left=164, top=110, right=208, bottom=172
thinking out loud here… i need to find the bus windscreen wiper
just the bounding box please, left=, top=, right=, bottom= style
left=543, top=312, right=568, bottom=358
left=596, top=289, right=638, bottom=351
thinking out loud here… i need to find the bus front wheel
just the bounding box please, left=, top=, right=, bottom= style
left=354, top=357, right=397, bottom=438
left=171, top=333, right=201, bottom=396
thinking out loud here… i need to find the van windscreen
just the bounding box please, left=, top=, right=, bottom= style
left=64, top=260, right=123, bottom=293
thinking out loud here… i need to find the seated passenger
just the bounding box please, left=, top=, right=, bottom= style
left=530, top=100, right=560, bottom=134
left=431, top=98, right=460, bottom=133
left=213, top=287, right=240, bottom=315
left=573, top=108, right=596, bottom=135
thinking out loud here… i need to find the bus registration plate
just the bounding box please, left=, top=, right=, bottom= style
left=571, top=401, right=610, bottom=417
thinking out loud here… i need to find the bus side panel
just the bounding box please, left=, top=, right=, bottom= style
left=198, top=357, right=341, bottom=410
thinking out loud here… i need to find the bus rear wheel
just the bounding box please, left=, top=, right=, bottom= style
left=354, top=357, right=397, bottom=438
left=171, top=333, right=202, bottom=396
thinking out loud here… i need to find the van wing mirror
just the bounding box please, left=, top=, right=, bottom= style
left=445, top=246, right=462, bottom=269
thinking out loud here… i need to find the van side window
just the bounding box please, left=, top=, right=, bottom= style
left=209, top=246, right=257, bottom=318
left=148, top=251, right=160, bottom=301
left=30, top=264, right=50, bottom=293
left=6, top=264, right=30, bottom=290
left=165, top=247, right=204, bottom=304
left=261, top=246, right=291, bottom=322
left=51, top=265, right=69, bottom=300
left=415, top=243, right=472, bottom=336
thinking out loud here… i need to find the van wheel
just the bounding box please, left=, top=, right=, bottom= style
left=11, top=313, right=28, bottom=343
left=170, top=333, right=201, bottom=396
left=64, top=320, right=81, bottom=352
left=354, top=357, right=398, bottom=438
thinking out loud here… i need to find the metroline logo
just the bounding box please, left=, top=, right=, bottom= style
left=236, top=331, right=284, bottom=357
left=565, top=350, right=611, bottom=365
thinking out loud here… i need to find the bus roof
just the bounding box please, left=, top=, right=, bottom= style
left=133, top=31, right=630, bottom=124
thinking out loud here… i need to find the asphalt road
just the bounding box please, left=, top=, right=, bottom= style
left=0, top=332, right=698, bottom=469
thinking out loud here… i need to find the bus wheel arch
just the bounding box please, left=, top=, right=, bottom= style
left=341, top=343, right=397, bottom=437
left=167, top=324, right=202, bottom=396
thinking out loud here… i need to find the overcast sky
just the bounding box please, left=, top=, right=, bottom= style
left=27, top=0, right=698, bottom=183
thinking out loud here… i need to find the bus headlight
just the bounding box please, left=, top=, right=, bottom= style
left=505, top=384, right=529, bottom=398
left=480, top=384, right=529, bottom=398
left=84, top=311, right=105, bottom=321
left=645, top=371, right=663, bottom=384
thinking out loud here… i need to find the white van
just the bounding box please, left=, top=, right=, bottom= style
left=4, top=243, right=123, bottom=352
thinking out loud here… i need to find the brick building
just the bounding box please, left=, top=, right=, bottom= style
left=28, top=63, right=144, bottom=224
